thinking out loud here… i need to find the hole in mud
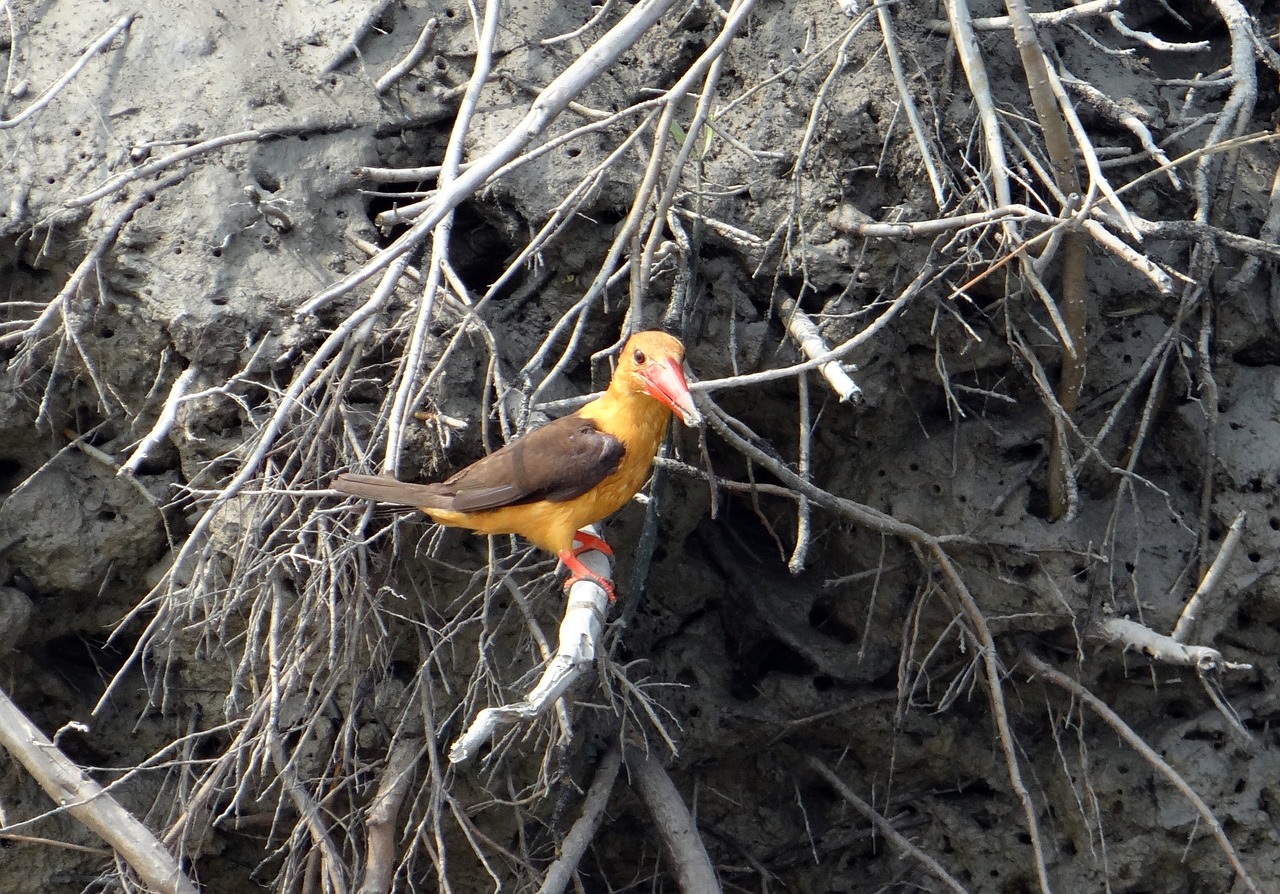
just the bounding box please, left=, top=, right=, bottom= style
left=0, top=459, right=21, bottom=494
left=255, top=171, right=282, bottom=192
left=1026, top=484, right=1050, bottom=519
left=807, top=600, right=857, bottom=644
left=1002, top=442, right=1041, bottom=462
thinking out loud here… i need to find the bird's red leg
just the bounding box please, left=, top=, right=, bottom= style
left=559, top=531, right=616, bottom=602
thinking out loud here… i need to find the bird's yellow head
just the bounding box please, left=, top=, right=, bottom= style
left=612, top=331, right=703, bottom=427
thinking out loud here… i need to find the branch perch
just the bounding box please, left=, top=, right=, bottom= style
left=448, top=528, right=611, bottom=764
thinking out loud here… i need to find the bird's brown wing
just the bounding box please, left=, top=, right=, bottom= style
left=446, top=415, right=625, bottom=511
left=332, top=415, right=625, bottom=513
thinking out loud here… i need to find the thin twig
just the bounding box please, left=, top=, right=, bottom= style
left=119, top=366, right=199, bottom=476
left=0, top=14, right=135, bottom=129
left=375, top=17, right=440, bottom=94
left=321, top=0, right=399, bottom=74
left=1172, top=510, right=1246, bottom=644
left=1020, top=652, right=1261, bottom=894
left=807, top=757, right=970, bottom=894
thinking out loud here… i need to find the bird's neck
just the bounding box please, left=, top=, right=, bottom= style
left=580, top=387, right=671, bottom=452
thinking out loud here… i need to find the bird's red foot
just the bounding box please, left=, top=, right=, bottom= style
left=572, top=530, right=614, bottom=558
left=559, top=532, right=616, bottom=602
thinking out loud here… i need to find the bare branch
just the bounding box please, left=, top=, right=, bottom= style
left=0, top=685, right=199, bottom=894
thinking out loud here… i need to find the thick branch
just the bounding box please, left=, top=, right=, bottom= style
left=0, top=686, right=199, bottom=894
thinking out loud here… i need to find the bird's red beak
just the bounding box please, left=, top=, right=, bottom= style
left=639, top=357, right=703, bottom=427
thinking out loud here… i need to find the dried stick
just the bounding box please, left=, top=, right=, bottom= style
left=359, top=736, right=423, bottom=894
left=535, top=745, right=623, bottom=894
left=0, top=684, right=199, bottom=894
left=1020, top=652, right=1261, bottom=894
left=540, top=0, right=617, bottom=46
left=321, top=0, right=398, bottom=74
left=69, top=130, right=270, bottom=208
left=946, top=0, right=1010, bottom=206
left=1105, top=8, right=1208, bottom=52
left=449, top=530, right=611, bottom=764
left=778, top=297, right=861, bottom=402
left=375, top=17, right=440, bottom=94
left=695, top=265, right=929, bottom=395
left=1056, top=61, right=1177, bottom=187
left=1098, top=618, right=1251, bottom=673
left=806, top=757, right=969, bottom=894
left=624, top=746, right=721, bottom=893
left=0, top=13, right=135, bottom=129
left=1004, top=0, right=1087, bottom=528
left=925, top=0, right=1120, bottom=32
left=789, top=373, right=811, bottom=574
left=119, top=365, right=199, bottom=476
left=1171, top=509, right=1247, bottom=644
left=875, top=3, right=947, bottom=207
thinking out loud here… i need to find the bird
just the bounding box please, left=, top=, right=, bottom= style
left=332, top=331, right=702, bottom=601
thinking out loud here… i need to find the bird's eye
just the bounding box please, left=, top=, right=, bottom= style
left=633, top=349, right=646, bottom=365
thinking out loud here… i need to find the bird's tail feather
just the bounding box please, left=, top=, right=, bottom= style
left=331, top=473, right=452, bottom=509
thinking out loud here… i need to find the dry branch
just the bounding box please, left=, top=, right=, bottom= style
left=1173, top=509, right=1247, bottom=644
left=375, top=16, right=440, bottom=94
left=449, top=531, right=611, bottom=764
left=0, top=685, right=198, bottom=894
left=778, top=297, right=862, bottom=403
left=359, top=736, right=423, bottom=894
left=536, top=745, right=623, bottom=894
left=1098, top=618, right=1251, bottom=674
left=625, top=746, right=721, bottom=893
